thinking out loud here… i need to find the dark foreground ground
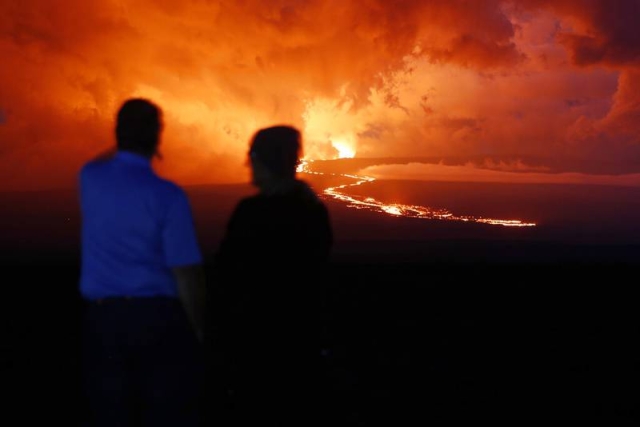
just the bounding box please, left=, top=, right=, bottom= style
left=3, top=250, right=639, bottom=425
left=2, top=182, right=639, bottom=424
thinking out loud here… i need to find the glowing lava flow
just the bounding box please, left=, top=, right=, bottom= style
left=299, top=160, right=536, bottom=227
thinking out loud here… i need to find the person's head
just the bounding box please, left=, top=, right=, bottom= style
left=248, top=125, right=301, bottom=187
left=115, top=98, right=163, bottom=158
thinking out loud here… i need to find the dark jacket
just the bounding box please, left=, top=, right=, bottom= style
left=210, top=179, right=332, bottom=325
left=214, top=179, right=332, bottom=271
left=206, top=180, right=333, bottom=421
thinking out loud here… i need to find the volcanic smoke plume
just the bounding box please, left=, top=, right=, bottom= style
left=1, top=0, right=640, bottom=191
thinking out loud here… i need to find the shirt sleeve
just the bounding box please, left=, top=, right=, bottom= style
left=162, top=190, right=203, bottom=267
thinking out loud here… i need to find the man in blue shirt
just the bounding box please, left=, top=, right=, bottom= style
left=78, top=98, right=206, bottom=426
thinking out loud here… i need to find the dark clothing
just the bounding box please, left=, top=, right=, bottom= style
left=207, top=180, right=333, bottom=426
left=214, top=180, right=332, bottom=267
left=81, top=297, right=203, bottom=427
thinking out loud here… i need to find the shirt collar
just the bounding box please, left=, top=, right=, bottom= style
left=115, top=151, right=152, bottom=168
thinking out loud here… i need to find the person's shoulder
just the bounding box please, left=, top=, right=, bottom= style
left=81, top=149, right=118, bottom=169
left=295, top=183, right=330, bottom=213
left=234, top=194, right=263, bottom=211
left=156, top=176, right=183, bottom=192
left=79, top=156, right=112, bottom=178
left=292, top=180, right=325, bottom=203
left=79, top=161, right=94, bottom=177
left=149, top=176, right=191, bottom=203
left=225, top=194, right=267, bottom=221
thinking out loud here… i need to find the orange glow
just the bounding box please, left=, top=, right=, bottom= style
left=330, top=139, right=356, bottom=159
left=1, top=1, right=639, bottom=192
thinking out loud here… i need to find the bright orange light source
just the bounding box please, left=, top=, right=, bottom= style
left=331, top=138, right=356, bottom=159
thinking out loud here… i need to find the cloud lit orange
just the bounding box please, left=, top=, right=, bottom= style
left=1, top=0, right=639, bottom=191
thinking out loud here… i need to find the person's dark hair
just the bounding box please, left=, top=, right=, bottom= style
left=249, top=125, right=301, bottom=178
left=115, top=98, right=162, bottom=157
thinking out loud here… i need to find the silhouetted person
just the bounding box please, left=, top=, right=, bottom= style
left=207, top=125, right=333, bottom=426
left=78, top=98, right=206, bottom=426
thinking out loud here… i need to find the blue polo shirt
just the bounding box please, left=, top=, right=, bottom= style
left=78, top=151, right=203, bottom=300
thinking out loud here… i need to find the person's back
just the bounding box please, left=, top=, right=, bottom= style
left=215, top=180, right=331, bottom=270
left=80, top=154, right=192, bottom=298
left=208, top=125, right=333, bottom=426
left=79, top=98, right=206, bottom=427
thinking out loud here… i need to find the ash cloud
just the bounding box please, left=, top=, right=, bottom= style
left=1, top=0, right=639, bottom=190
